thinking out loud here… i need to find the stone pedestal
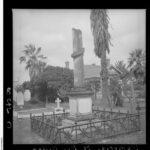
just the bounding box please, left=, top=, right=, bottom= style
left=67, top=88, right=94, bottom=119
left=61, top=28, right=95, bottom=135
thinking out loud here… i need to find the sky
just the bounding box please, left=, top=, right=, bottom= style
left=13, top=9, right=146, bottom=83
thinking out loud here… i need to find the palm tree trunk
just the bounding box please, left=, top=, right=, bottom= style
left=131, top=81, right=135, bottom=101
left=130, top=80, right=136, bottom=113
left=101, top=50, right=110, bottom=106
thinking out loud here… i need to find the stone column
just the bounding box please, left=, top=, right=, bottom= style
left=66, top=28, right=94, bottom=120
left=71, top=28, right=85, bottom=88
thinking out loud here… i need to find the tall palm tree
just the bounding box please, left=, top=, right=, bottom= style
left=19, top=44, right=47, bottom=81
left=111, top=61, right=137, bottom=112
left=128, top=49, right=145, bottom=83
left=90, top=9, right=112, bottom=106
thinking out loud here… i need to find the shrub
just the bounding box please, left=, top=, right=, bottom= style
left=29, top=96, right=39, bottom=104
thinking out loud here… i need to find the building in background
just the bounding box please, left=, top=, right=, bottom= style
left=65, top=61, right=70, bottom=69
left=84, top=59, right=117, bottom=100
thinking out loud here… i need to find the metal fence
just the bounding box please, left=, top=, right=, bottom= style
left=30, top=109, right=141, bottom=144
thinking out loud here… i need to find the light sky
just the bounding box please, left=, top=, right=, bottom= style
left=13, top=9, right=146, bottom=83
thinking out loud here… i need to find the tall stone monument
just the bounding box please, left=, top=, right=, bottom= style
left=71, top=28, right=85, bottom=87
left=67, top=28, right=94, bottom=120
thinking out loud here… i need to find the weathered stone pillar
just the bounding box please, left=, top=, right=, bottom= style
left=71, top=28, right=85, bottom=88
left=66, top=28, right=94, bottom=120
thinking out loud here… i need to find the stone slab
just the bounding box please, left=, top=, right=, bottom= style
left=24, top=90, right=31, bottom=101
left=16, top=92, right=24, bottom=106
left=68, top=113, right=94, bottom=122
left=61, top=118, right=106, bottom=135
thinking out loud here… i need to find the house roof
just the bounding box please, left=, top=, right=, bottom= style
left=84, top=64, right=100, bottom=79
left=84, top=64, right=116, bottom=79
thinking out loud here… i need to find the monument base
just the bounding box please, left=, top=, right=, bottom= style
left=68, top=113, right=94, bottom=122
left=67, top=87, right=94, bottom=118
left=61, top=117, right=102, bottom=135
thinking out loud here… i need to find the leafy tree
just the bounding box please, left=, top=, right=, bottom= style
left=19, top=44, right=47, bottom=81
left=33, top=65, right=74, bottom=103
left=22, top=81, right=31, bottom=90
left=90, top=9, right=112, bottom=106
left=128, top=49, right=145, bottom=84
left=15, top=84, right=24, bottom=93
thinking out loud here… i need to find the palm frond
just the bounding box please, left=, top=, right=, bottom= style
left=35, top=47, right=41, bottom=55
left=115, top=61, right=127, bottom=74
left=28, top=44, right=36, bottom=54
left=23, top=49, right=31, bottom=56
left=90, top=9, right=111, bottom=58
left=38, top=55, right=47, bottom=59
left=25, top=63, right=32, bottom=70
left=19, top=56, right=26, bottom=63
left=21, top=44, right=47, bottom=80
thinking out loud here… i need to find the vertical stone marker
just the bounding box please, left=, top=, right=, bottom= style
left=54, top=98, right=63, bottom=114
left=71, top=28, right=85, bottom=88
left=13, top=89, right=17, bottom=102
left=66, top=28, right=94, bottom=120
left=55, top=98, right=61, bottom=109
left=24, top=90, right=31, bottom=102
left=16, top=92, right=24, bottom=108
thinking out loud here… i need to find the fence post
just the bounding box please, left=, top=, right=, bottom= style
left=104, top=108, right=105, bottom=120
left=59, top=129, right=61, bottom=144
left=75, top=122, right=77, bottom=143
left=118, top=110, right=121, bottom=134
left=118, top=110, right=120, bottom=118
left=136, top=102, right=141, bottom=131
left=30, top=113, right=32, bottom=130
left=90, top=119, right=92, bottom=137
left=54, top=111, right=55, bottom=125
left=63, top=108, right=65, bottom=119
left=127, top=110, right=130, bottom=133
left=42, top=112, right=44, bottom=122
left=110, top=108, right=112, bottom=120
left=104, top=119, right=106, bottom=138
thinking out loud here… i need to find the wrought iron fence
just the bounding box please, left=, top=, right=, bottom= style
left=30, top=109, right=141, bottom=144
left=92, top=107, right=129, bottom=120
left=56, top=113, right=140, bottom=144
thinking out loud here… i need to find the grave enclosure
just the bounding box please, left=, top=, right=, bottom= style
left=30, top=28, right=142, bottom=144
left=30, top=107, right=141, bottom=144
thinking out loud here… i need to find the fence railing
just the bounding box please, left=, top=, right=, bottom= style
left=30, top=109, right=141, bottom=144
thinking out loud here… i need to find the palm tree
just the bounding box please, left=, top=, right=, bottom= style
left=90, top=9, right=112, bottom=106
left=19, top=44, right=47, bottom=81
left=111, top=61, right=136, bottom=111
left=128, top=49, right=145, bottom=83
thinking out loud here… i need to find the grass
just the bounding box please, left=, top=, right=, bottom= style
left=14, top=100, right=46, bottom=111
